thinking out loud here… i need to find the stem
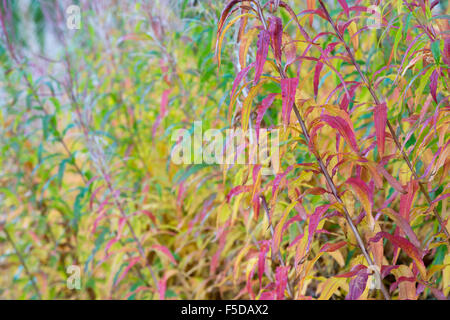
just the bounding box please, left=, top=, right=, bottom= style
left=3, top=228, right=42, bottom=299
left=255, top=1, right=390, bottom=300
left=317, top=0, right=449, bottom=242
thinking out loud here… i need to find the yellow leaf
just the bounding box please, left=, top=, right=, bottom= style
left=318, top=277, right=346, bottom=300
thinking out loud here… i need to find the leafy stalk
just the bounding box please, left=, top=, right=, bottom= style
left=317, top=0, right=449, bottom=242
left=253, top=1, right=391, bottom=300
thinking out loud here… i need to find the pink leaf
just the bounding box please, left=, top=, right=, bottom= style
left=430, top=69, right=438, bottom=103
left=281, top=78, right=298, bottom=126
left=151, top=245, right=177, bottom=265
left=231, top=63, right=255, bottom=97
left=227, top=185, right=252, bottom=202
left=346, top=268, right=369, bottom=300
left=258, top=241, right=270, bottom=288
left=307, top=204, right=331, bottom=252
left=115, top=257, right=140, bottom=287
left=275, top=266, right=289, bottom=300
left=255, top=30, right=270, bottom=84
left=338, top=0, right=350, bottom=17
left=374, top=102, right=387, bottom=157
left=159, top=275, right=167, bottom=300
left=369, top=232, right=426, bottom=279
left=272, top=165, right=293, bottom=196
left=255, top=93, right=278, bottom=140
left=152, top=89, right=171, bottom=137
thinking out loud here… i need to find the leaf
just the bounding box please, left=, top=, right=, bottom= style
left=431, top=40, right=441, bottom=63
left=374, top=102, right=387, bottom=157
left=337, top=0, right=350, bottom=17
left=376, top=164, right=406, bottom=194
left=346, top=177, right=374, bottom=229
left=151, top=245, right=177, bottom=265
left=115, top=257, right=141, bottom=287
left=231, top=62, right=255, bottom=98
left=281, top=78, right=298, bottom=126
left=321, top=115, right=359, bottom=153
left=255, top=93, right=278, bottom=140
left=307, top=204, right=331, bottom=252
left=314, top=62, right=324, bottom=100
left=242, top=79, right=267, bottom=131
left=346, top=268, right=368, bottom=300
left=152, top=89, right=171, bottom=137
left=399, top=180, right=418, bottom=221
left=370, top=232, right=427, bottom=280
left=318, top=277, right=346, bottom=300
left=430, top=69, right=438, bottom=103
left=268, top=16, right=283, bottom=64
left=275, top=266, right=289, bottom=299
left=258, top=240, right=270, bottom=287
left=216, top=12, right=255, bottom=69
left=255, top=30, right=270, bottom=84
left=383, top=208, right=421, bottom=249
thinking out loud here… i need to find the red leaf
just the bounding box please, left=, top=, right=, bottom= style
left=336, top=264, right=367, bottom=278
left=321, top=115, right=359, bottom=153
left=314, top=62, right=324, bottom=100
left=369, top=232, right=426, bottom=279
left=320, top=241, right=347, bottom=253
left=268, top=16, right=283, bottom=64
left=399, top=180, right=418, bottom=221
left=255, top=30, right=270, bottom=84
left=374, top=102, right=387, bottom=157
left=281, top=78, right=298, bottom=125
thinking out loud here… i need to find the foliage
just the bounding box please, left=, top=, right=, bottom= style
left=0, top=0, right=449, bottom=300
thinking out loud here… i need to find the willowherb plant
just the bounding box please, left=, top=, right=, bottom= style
left=0, top=0, right=448, bottom=301
left=215, top=0, right=449, bottom=300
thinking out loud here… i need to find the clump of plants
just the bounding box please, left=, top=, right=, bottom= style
left=0, top=0, right=448, bottom=300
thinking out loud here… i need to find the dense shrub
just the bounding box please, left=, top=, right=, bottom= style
left=0, top=0, right=449, bottom=300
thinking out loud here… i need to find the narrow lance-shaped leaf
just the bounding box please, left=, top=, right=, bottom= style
left=281, top=78, right=298, bottom=126
left=255, top=29, right=270, bottom=84
left=337, top=0, right=350, bottom=17
left=370, top=232, right=427, bottom=280
left=321, top=115, right=359, bottom=153
left=374, top=102, right=387, bottom=157
left=255, top=93, right=278, bottom=140
left=430, top=69, right=438, bottom=103
left=268, top=16, right=283, bottom=64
